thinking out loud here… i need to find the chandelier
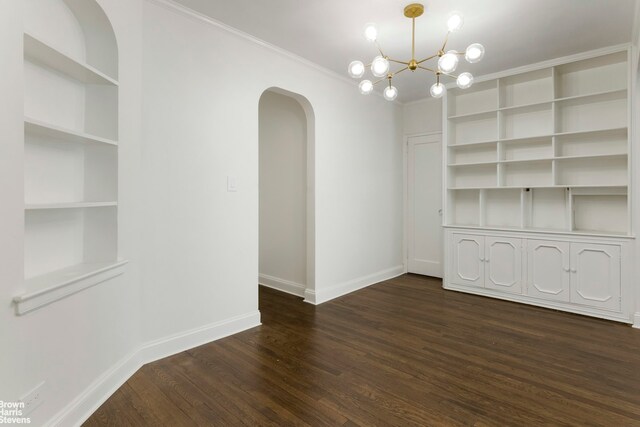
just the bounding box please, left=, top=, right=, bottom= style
left=348, top=3, right=485, bottom=100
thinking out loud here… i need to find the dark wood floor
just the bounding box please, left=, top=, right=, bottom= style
left=84, top=274, right=640, bottom=426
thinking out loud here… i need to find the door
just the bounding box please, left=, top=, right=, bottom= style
left=407, top=133, right=443, bottom=277
left=570, top=243, right=620, bottom=311
left=484, top=236, right=523, bottom=294
left=527, top=240, right=570, bottom=302
left=451, top=233, right=484, bottom=287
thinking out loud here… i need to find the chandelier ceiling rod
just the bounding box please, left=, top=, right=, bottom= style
left=348, top=3, right=485, bottom=101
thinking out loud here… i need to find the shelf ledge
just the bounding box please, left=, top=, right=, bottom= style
left=24, top=32, right=118, bottom=86
left=443, top=224, right=634, bottom=239
left=25, top=201, right=117, bottom=210
left=13, top=260, right=128, bottom=316
left=25, top=117, right=118, bottom=146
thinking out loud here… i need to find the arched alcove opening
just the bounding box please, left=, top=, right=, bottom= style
left=258, top=87, right=316, bottom=301
left=18, top=0, right=122, bottom=313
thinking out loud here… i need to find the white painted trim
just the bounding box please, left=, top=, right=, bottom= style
left=633, top=312, right=640, bottom=329
left=145, top=0, right=400, bottom=104
left=304, top=265, right=404, bottom=305
left=47, top=350, right=141, bottom=427
left=444, top=283, right=632, bottom=324
left=633, top=0, right=640, bottom=51
left=14, top=260, right=129, bottom=315
left=259, top=274, right=305, bottom=297
left=48, top=311, right=261, bottom=427
left=138, top=311, right=261, bottom=364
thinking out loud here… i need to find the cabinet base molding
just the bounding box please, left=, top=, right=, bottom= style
left=444, top=283, right=632, bottom=324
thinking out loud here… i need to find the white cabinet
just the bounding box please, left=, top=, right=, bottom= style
left=451, top=234, right=484, bottom=287
left=451, top=233, right=522, bottom=294
left=527, top=240, right=570, bottom=302
left=445, top=229, right=629, bottom=323
left=570, top=243, right=620, bottom=311
left=445, top=48, right=631, bottom=236
left=443, top=47, right=633, bottom=324
left=485, top=236, right=522, bottom=294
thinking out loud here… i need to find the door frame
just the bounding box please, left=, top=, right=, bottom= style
left=403, top=131, right=443, bottom=276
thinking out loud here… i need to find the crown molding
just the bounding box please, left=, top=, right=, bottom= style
left=145, top=0, right=403, bottom=104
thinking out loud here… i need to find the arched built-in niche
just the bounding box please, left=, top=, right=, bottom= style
left=259, top=87, right=315, bottom=301
left=15, top=0, right=124, bottom=315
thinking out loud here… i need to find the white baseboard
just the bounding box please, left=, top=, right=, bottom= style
left=633, top=312, right=640, bottom=329
left=304, top=265, right=404, bottom=305
left=138, top=311, right=261, bottom=364
left=48, top=349, right=142, bottom=427
left=49, top=311, right=261, bottom=427
left=259, top=274, right=305, bottom=297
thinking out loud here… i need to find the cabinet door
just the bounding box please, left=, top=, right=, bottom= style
left=484, top=236, right=522, bottom=294
left=451, top=234, right=484, bottom=287
left=570, top=243, right=620, bottom=311
left=527, top=240, right=570, bottom=302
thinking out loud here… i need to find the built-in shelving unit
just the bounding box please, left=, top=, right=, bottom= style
left=15, top=0, right=124, bottom=315
left=445, top=49, right=631, bottom=236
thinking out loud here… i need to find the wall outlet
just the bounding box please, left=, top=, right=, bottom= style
left=19, top=381, right=45, bottom=416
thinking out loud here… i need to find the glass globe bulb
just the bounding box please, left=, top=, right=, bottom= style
left=465, top=43, right=485, bottom=63
left=438, top=52, right=459, bottom=73
left=383, top=86, right=398, bottom=101
left=456, top=72, right=474, bottom=89
left=359, top=80, right=374, bottom=95
left=447, top=12, right=464, bottom=32
left=430, top=82, right=446, bottom=98
left=371, top=55, right=390, bottom=77
left=348, top=60, right=365, bottom=78
left=364, top=23, right=377, bottom=42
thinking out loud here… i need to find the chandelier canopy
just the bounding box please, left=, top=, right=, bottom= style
left=348, top=3, right=485, bottom=100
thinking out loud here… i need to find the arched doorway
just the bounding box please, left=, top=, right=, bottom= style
left=258, top=88, right=315, bottom=300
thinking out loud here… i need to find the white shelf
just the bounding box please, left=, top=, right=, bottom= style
left=443, top=224, right=633, bottom=239
left=554, top=153, right=627, bottom=162
left=448, top=139, right=499, bottom=148
left=447, top=109, right=497, bottom=120
left=448, top=160, right=498, bottom=167
left=554, top=88, right=627, bottom=104
left=501, top=157, right=552, bottom=165
left=25, top=117, right=118, bottom=146
left=23, top=33, right=118, bottom=86
left=449, top=185, right=627, bottom=190
left=553, top=126, right=627, bottom=138
left=25, top=201, right=117, bottom=210
left=499, top=100, right=553, bottom=112
left=13, top=260, right=128, bottom=315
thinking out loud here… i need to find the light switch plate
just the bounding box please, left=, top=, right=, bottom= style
left=227, top=175, right=237, bottom=192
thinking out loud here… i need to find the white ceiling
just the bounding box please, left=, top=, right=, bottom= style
left=172, top=0, right=638, bottom=103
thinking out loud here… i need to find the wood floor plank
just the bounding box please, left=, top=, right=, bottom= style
left=84, top=274, right=640, bottom=426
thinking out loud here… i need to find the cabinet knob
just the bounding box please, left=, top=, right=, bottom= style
left=571, top=268, right=577, bottom=273
left=479, top=257, right=484, bottom=262
left=563, top=267, right=570, bottom=272
left=485, top=258, right=490, bottom=263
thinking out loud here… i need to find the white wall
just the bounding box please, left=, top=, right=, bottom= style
left=0, top=0, right=144, bottom=425
left=403, top=97, right=443, bottom=136
left=1, top=1, right=404, bottom=424
left=138, top=0, right=404, bottom=339
left=259, top=91, right=307, bottom=291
